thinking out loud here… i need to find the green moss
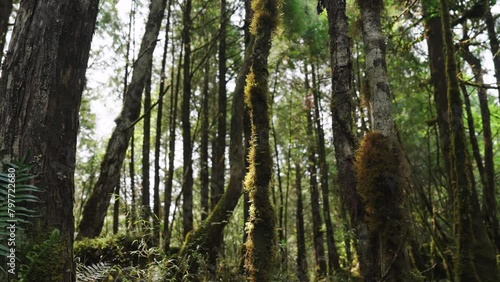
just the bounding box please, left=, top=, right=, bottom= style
left=355, top=132, right=418, bottom=280
left=18, top=229, right=66, bottom=282
left=74, top=233, right=153, bottom=267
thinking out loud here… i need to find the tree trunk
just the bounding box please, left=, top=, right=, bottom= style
left=439, top=0, right=479, bottom=280
left=356, top=0, right=415, bottom=279
left=422, top=0, right=453, bottom=207
left=295, top=162, right=309, bottom=282
left=77, top=0, right=168, bottom=239
left=322, top=0, right=369, bottom=277
left=142, top=68, right=152, bottom=232
left=153, top=0, right=171, bottom=241
left=200, top=57, right=210, bottom=221
left=305, top=98, right=327, bottom=278
left=164, top=36, right=182, bottom=253
left=311, top=62, right=341, bottom=275
left=242, top=1, right=278, bottom=280
left=181, top=0, right=193, bottom=238
left=113, top=179, right=120, bottom=234
left=0, top=0, right=99, bottom=280
left=128, top=135, right=137, bottom=231
left=210, top=0, right=227, bottom=211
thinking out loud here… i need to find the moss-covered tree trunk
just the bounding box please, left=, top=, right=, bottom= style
left=77, top=0, right=168, bottom=239
left=439, top=0, right=479, bottom=280
left=356, top=0, right=416, bottom=279
left=242, top=0, right=278, bottom=280
left=0, top=0, right=99, bottom=280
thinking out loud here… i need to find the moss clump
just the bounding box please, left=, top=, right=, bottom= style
left=355, top=132, right=417, bottom=281
left=74, top=233, right=156, bottom=267
left=355, top=132, right=401, bottom=234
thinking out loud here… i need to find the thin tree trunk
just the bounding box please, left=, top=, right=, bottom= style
left=311, top=62, right=341, bottom=275
left=305, top=93, right=327, bottom=278
left=153, top=0, right=172, bottom=242
left=210, top=0, right=227, bottom=211
left=181, top=0, right=193, bottom=238
left=77, top=0, right=168, bottom=239
left=164, top=36, right=182, bottom=253
left=113, top=179, right=120, bottom=234
left=200, top=57, right=210, bottom=221
left=142, top=68, right=152, bottom=233
left=461, top=44, right=499, bottom=251
left=295, top=162, right=309, bottom=282
left=129, top=135, right=137, bottom=231
left=0, top=0, right=99, bottom=280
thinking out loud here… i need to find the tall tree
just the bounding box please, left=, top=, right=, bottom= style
left=295, top=162, right=309, bottom=282
left=0, top=0, right=99, bottom=280
left=142, top=68, right=152, bottom=231
left=242, top=0, right=279, bottom=279
left=211, top=0, right=227, bottom=211
left=200, top=57, right=210, bottom=221
left=311, top=62, right=341, bottom=275
left=181, top=0, right=194, bottom=238
left=304, top=96, right=327, bottom=278
left=77, top=0, right=168, bottom=239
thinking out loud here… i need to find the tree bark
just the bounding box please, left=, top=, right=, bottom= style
left=181, top=0, right=193, bottom=238
left=304, top=97, right=327, bottom=278
left=321, top=0, right=369, bottom=278
left=242, top=1, right=279, bottom=280
left=210, top=0, right=227, bottom=211
left=0, top=0, right=99, bottom=280
left=295, top=162, right=309, bottom=282
left=142, top=68, right=152, bottom=231
left=200, top=57, right=210, bottom=221
left=77, top=0, right=168, bottom=239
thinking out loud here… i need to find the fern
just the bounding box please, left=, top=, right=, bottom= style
left=76, top=261, right=113, bottom=282
left=0, top=160, right=42, bottom=278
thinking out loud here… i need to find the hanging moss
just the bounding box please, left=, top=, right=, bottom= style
left=355, top=132, right=422, bottom=281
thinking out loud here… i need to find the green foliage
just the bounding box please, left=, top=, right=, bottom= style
left=18, top=229, right=63, bottom=282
